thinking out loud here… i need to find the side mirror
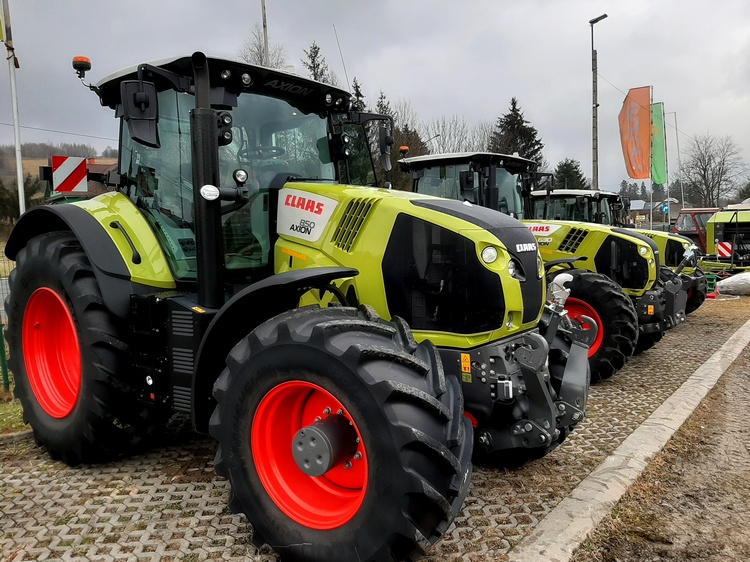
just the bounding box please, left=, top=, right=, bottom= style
left=120, top=80, right=160, bottom=148
left=575, top=195, right=586, bottom=211
left=459, top=170, right=475, bottom=203
left=379, top=126, right=393, bottom=172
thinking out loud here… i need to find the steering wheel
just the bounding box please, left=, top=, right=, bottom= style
left=240, top=146, right=286, bottom=160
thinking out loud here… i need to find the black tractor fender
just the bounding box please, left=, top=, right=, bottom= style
left=5, top=205, right=136, bottom=318
left=191, top=266, right=359, bottom=433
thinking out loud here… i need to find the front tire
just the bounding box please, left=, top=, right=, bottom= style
left=633, top=329, right=664, bottom=354
left=210, top=306, right=472, bottom=562
left=556, top=271, right=638, bottom=382
left=6, top=232, right=168, bottom=465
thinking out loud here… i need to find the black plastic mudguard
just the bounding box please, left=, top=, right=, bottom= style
left=5, top=204, right=135, bottom=317
left=191, top=266, right=359, bottom=432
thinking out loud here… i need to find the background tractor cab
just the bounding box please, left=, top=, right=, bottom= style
left=672, top=207, right=720, bottom=253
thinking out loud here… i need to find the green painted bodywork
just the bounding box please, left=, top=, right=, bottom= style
left=523, top=219, right=657, bottom=297
left=73, top=192, right=176, bottom=288
left=277, top=182, right=543, bottom=349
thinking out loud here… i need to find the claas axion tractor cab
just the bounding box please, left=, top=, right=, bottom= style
left=398, top=152, right=688, bottom=380
left=5, top=54, right=592, bottom=562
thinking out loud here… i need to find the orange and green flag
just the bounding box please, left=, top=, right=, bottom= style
left=651, top=102, right=667, bottom=185
left=618, top=86, right=651, bottom=180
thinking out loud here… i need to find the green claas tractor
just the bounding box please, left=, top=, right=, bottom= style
left=398, top=152, right=688, bottom=381
left=5, top=54, right=592, bottom=561
left=528, top=187, right=707, bottom=314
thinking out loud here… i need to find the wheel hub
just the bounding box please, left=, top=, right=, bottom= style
left=292, top=414, right=358, bottom=476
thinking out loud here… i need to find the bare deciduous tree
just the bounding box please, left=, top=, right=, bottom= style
left=679, top=134, right=746, bottom=206
left=238, top=23, right=287, bottom=69
left=469, top=120, right=495, bottom=152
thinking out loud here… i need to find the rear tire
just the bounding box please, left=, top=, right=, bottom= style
left=210, top=305, right=472, bottom=562
left=555, top=271, right=638, bottom=382
left=6, top=232, right=169, bottom=465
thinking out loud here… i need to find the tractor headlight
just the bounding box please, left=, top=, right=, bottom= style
left=481, top=246, right=498, bottom=264
left=507, top=259, right=517, bottom=277
left=506, top=311, right=515, bottom=329
left=683, top=242, right=690, bottom=250
left=649, top=258, right=654, bottom=266
left=537, top=253, right=544, bottom=278
left=639, top=246, right=649, bottom=256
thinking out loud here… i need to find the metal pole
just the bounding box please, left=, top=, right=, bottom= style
left=589, top=14, right=607, bottom=191
left=2, top=0, right=24, bottom=215
left=261, top=0, right=270, bottom=66
left=667, top=111, right=685, bottom=205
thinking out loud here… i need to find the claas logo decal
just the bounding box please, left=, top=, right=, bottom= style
left=526, top=223, right=562, bottom=235
left=284, top=193, right=325, bottom=215
left=278, top=188, right=338, bottom=243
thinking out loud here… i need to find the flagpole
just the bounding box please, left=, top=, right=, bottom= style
left=649, top=86, right=653, bottom=230
left=663, top=103, right=669, bottom=224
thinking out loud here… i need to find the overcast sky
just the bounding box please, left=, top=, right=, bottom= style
left=1, top=0, right=749, bottom=194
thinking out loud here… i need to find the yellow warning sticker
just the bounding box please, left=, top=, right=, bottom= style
left=461, top=353, right=471, bottom=373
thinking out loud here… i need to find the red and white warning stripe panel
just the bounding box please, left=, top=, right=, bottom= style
left=51, top=155, right=88, bottom=193
left=717, top=241, right=733, bottom=258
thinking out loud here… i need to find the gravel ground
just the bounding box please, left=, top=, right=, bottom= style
left=2, top=296, right=749, bottom=562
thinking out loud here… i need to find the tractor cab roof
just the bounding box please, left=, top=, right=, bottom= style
left=94, top=53, right=352, bottom=115
left=398, top=152, right=537, bottom=174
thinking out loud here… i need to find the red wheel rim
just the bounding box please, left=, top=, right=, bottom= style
left=22, top=287, right=82, bottom=418
left=565, top=297, right=604, bottom=357
left=252, top=381, right=368, bottom=529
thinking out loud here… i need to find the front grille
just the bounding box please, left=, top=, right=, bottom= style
left=332, top=198, right=375, bottom=252
left=559, top=227, right=588, bottom=253
left=382, top=214, right=505, bottom=334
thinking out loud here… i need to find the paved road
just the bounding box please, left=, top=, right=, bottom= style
left=2, top=297, right=749, bottom=562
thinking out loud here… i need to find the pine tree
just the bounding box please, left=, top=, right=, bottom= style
left=351, top=78, right=366, bottom=112
left=375, top=90, right=392, bottom=117
left=301, top=41, right=331, bottom=83
left=489, top=97, right=545, bottom=166
left=554, top=158, right=587, bottom=190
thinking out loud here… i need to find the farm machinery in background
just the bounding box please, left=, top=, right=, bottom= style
left=4, top=54, right=594, bottom=561
left=398, top=151, right=691, bottom=382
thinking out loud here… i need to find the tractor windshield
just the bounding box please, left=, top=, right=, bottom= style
left=119, top=89, right=334, bottom=280
left=414, top=162, right=525, bottom=218
left=534, top=196, right=612, bottom=224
